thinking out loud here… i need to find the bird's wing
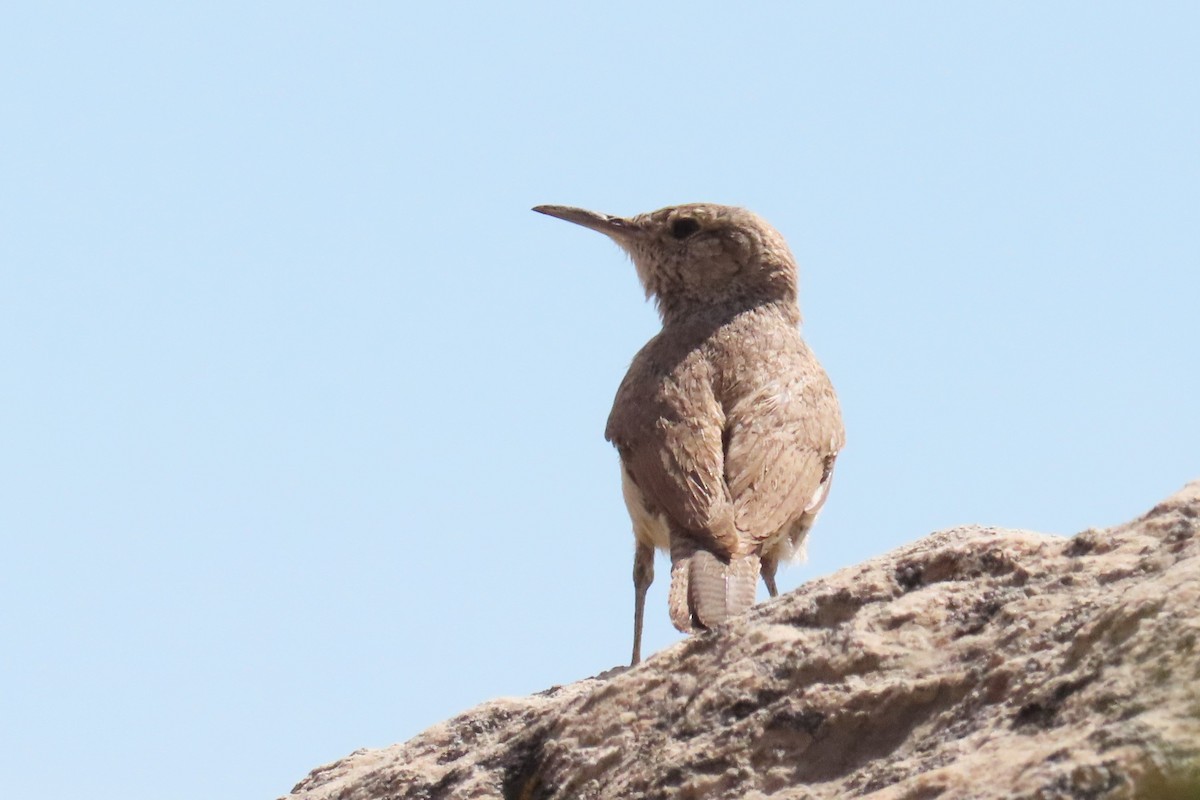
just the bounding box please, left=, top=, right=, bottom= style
left=723, top=364, right=845, bottom=546
left=607, top=358, right=740, bottom=557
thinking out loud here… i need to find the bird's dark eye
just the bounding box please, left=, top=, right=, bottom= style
left=670, top=217, right=701, bottom=240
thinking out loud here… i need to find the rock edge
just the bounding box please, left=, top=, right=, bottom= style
left=287, top=481, right=1200, bottom=800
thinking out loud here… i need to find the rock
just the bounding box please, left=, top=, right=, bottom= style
left=286, top=482, right=1200, bottom=799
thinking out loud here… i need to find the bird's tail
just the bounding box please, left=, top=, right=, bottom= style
left=668, top=534, right=760, bottom=633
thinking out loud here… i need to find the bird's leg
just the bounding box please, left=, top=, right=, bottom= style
left=761, top=555, right=780, bottom=598
left=631, top=541, right=655, bottom=666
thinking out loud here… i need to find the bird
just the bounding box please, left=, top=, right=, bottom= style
left=533, top=202, right=845, bottom=666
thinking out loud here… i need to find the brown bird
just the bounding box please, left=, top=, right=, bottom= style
left=533, top=202, right=845, bottom=666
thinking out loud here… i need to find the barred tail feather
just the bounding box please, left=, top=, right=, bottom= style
left=668, top=534, right=759, bottom=632
left=668, top=535, right=698, bottom=633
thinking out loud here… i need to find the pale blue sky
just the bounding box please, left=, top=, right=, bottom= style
left=2, top=4, right=1197, bottom=799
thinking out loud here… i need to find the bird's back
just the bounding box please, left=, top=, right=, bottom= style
left=607, top=303, right=844, bottom=631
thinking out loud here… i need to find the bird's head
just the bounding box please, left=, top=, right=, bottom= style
left=534, top=203, right=800, bottom=322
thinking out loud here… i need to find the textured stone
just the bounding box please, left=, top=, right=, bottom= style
left=286, top=481, right=1200, bottom=800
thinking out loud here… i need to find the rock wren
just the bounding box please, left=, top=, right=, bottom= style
left=533, top=203, right=845, bottom=666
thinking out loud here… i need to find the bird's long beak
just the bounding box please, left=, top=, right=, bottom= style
left=532, top=205, right=638, bottom=242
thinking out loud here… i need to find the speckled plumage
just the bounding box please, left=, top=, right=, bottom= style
left=534, top=202, right=845, bottom=665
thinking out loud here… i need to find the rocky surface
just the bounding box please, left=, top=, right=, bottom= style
left=286, top=482, right=1200, bottom=799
